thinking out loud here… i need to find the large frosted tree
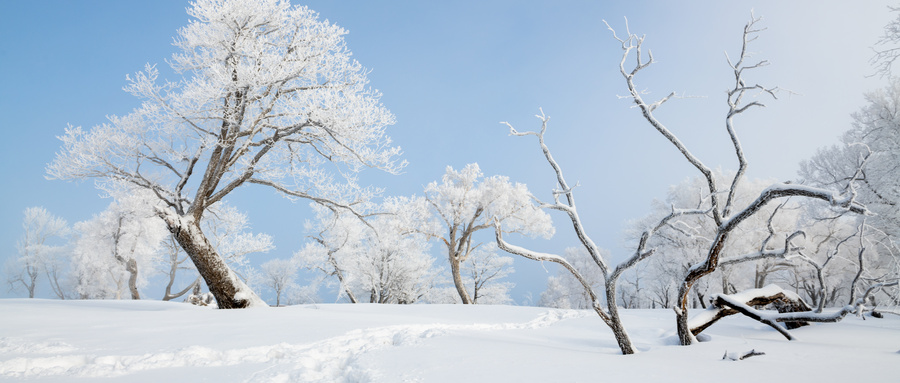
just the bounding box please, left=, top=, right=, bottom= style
left=47, top=0, right=403, bottom=308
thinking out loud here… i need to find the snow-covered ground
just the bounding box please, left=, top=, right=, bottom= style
left=1, top=299, right=897, bottom=382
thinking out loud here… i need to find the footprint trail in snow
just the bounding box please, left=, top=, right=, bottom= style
left=0, top=309, right=587, bottom=382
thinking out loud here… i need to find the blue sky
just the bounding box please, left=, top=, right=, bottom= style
left=0, top=1, right=893, bottom=303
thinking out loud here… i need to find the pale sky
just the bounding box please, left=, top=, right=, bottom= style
left=0, top=1, right=893, bottom=302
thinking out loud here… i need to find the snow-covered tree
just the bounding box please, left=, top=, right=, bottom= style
left=46, top=0, right=403, bottom=308
left=70, top=189, right=168, bottom=300
left=800, top=82, right=900, bottom=240
left=297, top=197, right=443, bottom=304
left=260, top=258, right=299, bottom=306
left=871, top=6, right=900, bottom=78
left=423, top=163, right=553, bottom=304
left=802, top=15, right=900, bottom=310
left=462, top=243, right=515, bottom=305
left=5, top=207, right=69, bottom=298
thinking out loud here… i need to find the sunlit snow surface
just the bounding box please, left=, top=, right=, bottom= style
left=1, top=299, right=897, bottom=382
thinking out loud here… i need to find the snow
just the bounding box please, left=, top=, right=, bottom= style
left=1, top=299, right=898, bottom=382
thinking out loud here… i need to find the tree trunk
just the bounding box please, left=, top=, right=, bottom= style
left=161, top=212, right=265, bottom=309
left=604, top=280, right=636, bottom=354
left=126, top=258, right=140, bottom=300
left=449, top=254, right=473, bottom=304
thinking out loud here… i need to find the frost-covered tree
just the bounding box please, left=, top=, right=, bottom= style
left=70, top=189, right=168, bottom=300
left=790, top=207, right=864, bottom=311
left=871, top=6, right=900, bottom=78
left=260, top=258, right=299, bottom=306
left=297, top=197, right=443, bottom=304
left=423, top=163, right=553, bottom=304
left=5, top=207, right=69, bottom=298
left=46, top=0, right=403, bottom=308
left=462, top=243, right=515, bottom=305
left=800, top=82, right=900, bottom=240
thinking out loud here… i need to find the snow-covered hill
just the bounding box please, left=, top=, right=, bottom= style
left=1, top=299, right=897, bottom=382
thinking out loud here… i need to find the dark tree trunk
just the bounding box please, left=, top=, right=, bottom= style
left=126, top=258, right=140, bottom=300
left=604, top=281, right=636, bottom=355
left=163, top=214, right=263, bottom=309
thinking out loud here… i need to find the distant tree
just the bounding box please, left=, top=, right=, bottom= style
left=870, top=6, right=900, bottom=78
left=260, top=258, right=299, bottom=306
left=462, top=243, right=515, bottom=305
left=800, top=82, right=900, bottom=240
left=70, top=189, right=167, bottom=300
left=46, top=0, right=403, bottom=308
left=297, top=198, right=443, bottom=304
left=803, top=14, right=900, bottom=311
left=538, top=247, right=606, bottom=310
left=422, top=163, right=553, bottom=304
left=5, top=207, right=69, bottom=298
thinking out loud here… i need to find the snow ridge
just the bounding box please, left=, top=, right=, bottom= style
left=0, top=309, right=585, bottom=381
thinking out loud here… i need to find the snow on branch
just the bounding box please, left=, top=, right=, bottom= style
left=723, top=183, right=868, bottom=233
left=501, top=114, right=609, bottom=275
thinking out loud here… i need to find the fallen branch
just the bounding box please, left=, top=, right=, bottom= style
left=690, top=285, right=811, bottom=337
left=723, top=349, right=766, bottom=361
left=714, top=293, right=796, bottom=340
left=690, top=285, right=856, bottom=340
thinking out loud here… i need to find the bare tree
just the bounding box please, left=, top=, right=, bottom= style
left=607, top=15, right=868, bottom=346
left=46, top=0, right=403, bottom=308
left=495, top=110, right=708, bottom=354
left=498, top=15, right=869, bottom=354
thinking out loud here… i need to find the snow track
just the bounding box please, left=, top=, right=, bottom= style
left=0, top=309, right=586, bottom=382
